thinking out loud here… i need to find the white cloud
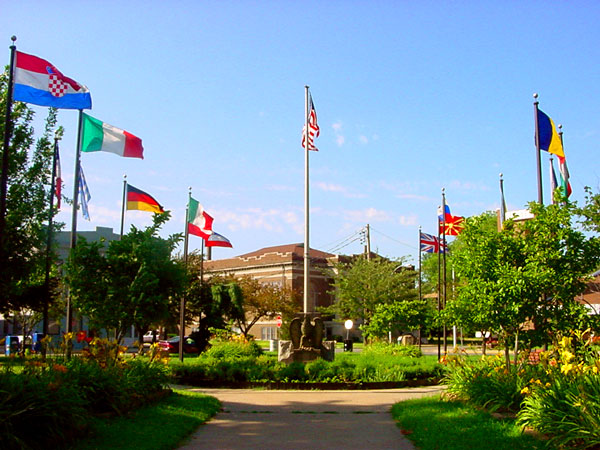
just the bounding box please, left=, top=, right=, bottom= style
left=359, top=135, right=369, bottom=144
left=214, top=207, right=304, bottom=236
left=315, top=182, right=367, bottom=199
left=332, top=121, right=345, bottom=147
left=343, top=207, right=392, bottom=223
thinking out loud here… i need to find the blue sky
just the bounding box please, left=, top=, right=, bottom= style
left=3, top=1, right=600, bottom=264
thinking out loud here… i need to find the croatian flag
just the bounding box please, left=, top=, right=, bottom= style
left=13, top=51, right=92, bottom=109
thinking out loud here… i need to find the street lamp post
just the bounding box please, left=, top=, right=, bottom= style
left=344, top=320, right=353, bottom=352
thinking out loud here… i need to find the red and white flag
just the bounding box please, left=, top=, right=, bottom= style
left=302, top=93, right=320, bottom=151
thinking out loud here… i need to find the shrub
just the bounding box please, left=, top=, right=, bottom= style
left=203, top=340, right=263, bottom=359
left=517, top=333, right=600, bottom=449
left=0, top=364, right=89, bottom=449
left=0, top=335, right=171, bottom=449
left=442, top=351, right=543, bottom=413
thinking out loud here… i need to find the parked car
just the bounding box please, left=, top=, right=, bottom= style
left=158, top=336, right=199, bottom=354
left=143, top=330, right=160, bottom=344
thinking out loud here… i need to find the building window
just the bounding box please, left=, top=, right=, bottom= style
left=261, top=327, right=278, bottom=340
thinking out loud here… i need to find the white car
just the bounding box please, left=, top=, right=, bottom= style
left=143, top=330, right=160, bottom=343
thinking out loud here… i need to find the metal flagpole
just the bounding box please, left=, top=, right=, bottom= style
left=436, top=207, right=441, bottom=361
left=119, top=175, right=127, bottom=238
left=0, top=36, right=17, bottom=259
left=533, top=93, right=543, bottom=204
left=303, top=85, right=310, bottom=314
left=442, top=188, right=447, bottom=355
left=179, top=187, right=191, bottom=362
left=43, top=130, right=62, bottom=345
left=66, top=110, right=85, bottom=334
left=499, top=173, right=506, bottom=227
left=418, top=226, right=422, bottom=350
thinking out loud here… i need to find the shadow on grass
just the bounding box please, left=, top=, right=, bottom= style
left=392, top=395, right=555, bottom=450
left=74, top=391, right=221, bottom=450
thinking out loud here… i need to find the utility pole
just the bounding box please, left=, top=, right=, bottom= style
left=365, top=224, right=371, bottom=260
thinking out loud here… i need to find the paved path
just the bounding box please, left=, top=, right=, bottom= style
left=176, top=385, right=445, bottom=450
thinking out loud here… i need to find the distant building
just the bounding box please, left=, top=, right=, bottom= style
left=578, top=269, right=600, bottom=316
left=203, top=243, right=350, bottom=340
left=55, top=226, right=120, bottom=261
left=1, top=227, right=123, bottom=344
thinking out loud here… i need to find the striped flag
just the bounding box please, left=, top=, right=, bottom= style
left=550, top=158, right=559, bottom=204
left=206, top=231, right=233, bottom=248
left=55, top=146, right=62, bottom=209
left=558, top=156, right=572, bottom=198
left=78, top=166, right=91, bottom=220
left=302, top=92, right=320, bottom=151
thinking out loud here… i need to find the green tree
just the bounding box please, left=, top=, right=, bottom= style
left=65, top=213, right=185, bottom=343
left=450, top=201, right=600, bottom=365
left=233, top=276, right=297, bottom=339
left=324, top=256, right=418, bottom=333
left=1, top=70, right=62, bottom=316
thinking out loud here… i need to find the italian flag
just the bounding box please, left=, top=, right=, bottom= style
left=81, top=113, right=144, bottom=159
left=188, top=197, right=214, bottom=239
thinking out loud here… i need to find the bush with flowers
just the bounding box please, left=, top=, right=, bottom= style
left=1, top=331, right=170, bottom=449
left=441, top=349, right=545, bottom=413
left=517, top=331, right=600, bottom=450
left=442, top=330, right=600, bottom=449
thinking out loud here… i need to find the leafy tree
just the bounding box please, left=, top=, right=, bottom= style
left=362, top=297, right=433, bottom=342
left=0, top=70, right=62, bottom=315
left=232, top=276, right=297, bottom=339
left=323, top=256, right=418, bottom=334
left=449, top=200, right=600, bottom=365
left=65, top=213, right=185, bottom=343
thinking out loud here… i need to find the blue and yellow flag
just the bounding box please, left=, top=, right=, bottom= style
left=537, top=109, right=564, bottom=158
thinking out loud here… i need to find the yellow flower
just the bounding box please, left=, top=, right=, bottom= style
left=559, top=336, right=572, bottom=348
left=520, top=386, right=530, bottom=395
left=535, top=379, right=542, bottom=385
left=561, top=363, right=574, bottom=375
left=562, top=350, right=575, bottom=362
left=593, top=366, right=599, bottom=374
left=545, top=382, right=551, bottom=388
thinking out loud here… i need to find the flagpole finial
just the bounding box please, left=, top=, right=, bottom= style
left=10, top=35, right=16, bottom=43
left=305, top=85, right=309, bottom=89
left=499, top=173, right=503, bottom=179
left=123, top=174, right=127, bottom=180
left=558, top=124, right=563, bottom=130
left=442, top=187, right=445, bottom=194
left=533, top=92, right=538, bottom=99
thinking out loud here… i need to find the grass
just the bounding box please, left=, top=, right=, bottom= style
left=391, top=395, right=556, bottom=450
left=74, top=390, right=221, bottom=450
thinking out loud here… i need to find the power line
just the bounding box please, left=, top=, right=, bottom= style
left=369, top=226, right=417, bottom=250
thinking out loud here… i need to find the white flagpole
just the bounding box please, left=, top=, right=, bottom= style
left=303, top=85, right=310, bottom=314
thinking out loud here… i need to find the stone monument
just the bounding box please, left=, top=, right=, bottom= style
left=278, top=312, right=335, bottom=363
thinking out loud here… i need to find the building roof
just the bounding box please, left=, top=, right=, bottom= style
left=204, top=243, right=337, bottom=272
left=237, top=243, right=335, bottom=261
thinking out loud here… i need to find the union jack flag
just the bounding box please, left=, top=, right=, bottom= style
left=302, top=92, right=320, bottom=151
left=420, top=232, right=447, bottom=253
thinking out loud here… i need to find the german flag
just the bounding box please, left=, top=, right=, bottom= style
left=126, top=184, right=164, bottom=214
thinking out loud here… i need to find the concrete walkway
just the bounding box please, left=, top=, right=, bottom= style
left=176, top=385, right=445, bottom=450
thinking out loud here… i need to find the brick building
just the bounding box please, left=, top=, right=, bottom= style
left=203, top=243, right=349, bottom=340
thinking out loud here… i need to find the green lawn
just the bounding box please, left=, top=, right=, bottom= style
left=391, top=395, right=555, bottom=450
left=75, top=390, right=221, bottom=450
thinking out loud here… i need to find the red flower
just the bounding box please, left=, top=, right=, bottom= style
left=76, top=330, right=87, bottom=343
